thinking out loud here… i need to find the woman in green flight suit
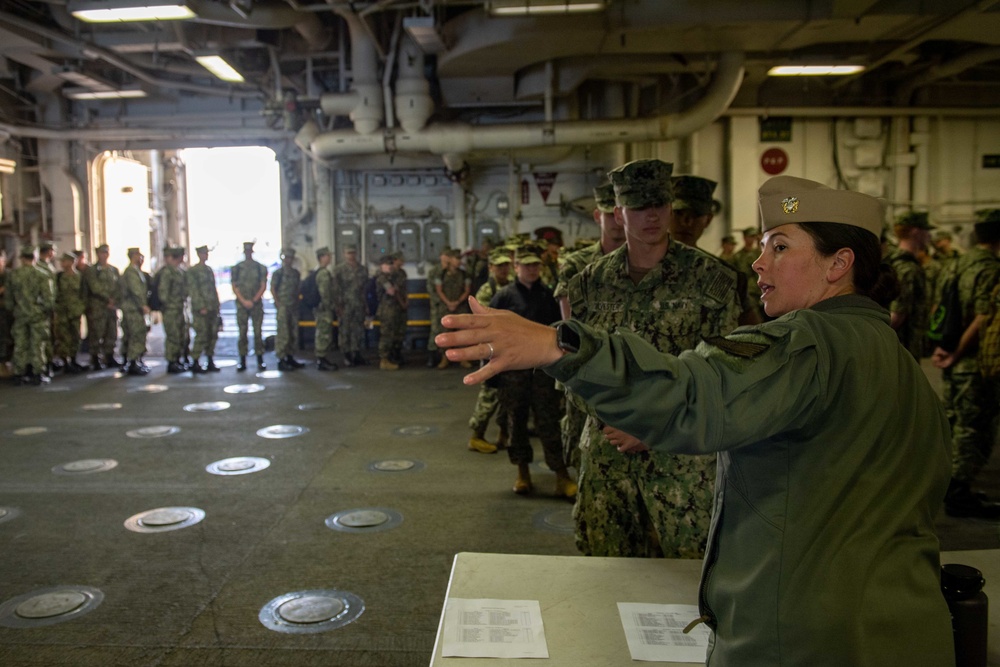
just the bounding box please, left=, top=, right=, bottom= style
left=435, top=175, right=955, bottom=667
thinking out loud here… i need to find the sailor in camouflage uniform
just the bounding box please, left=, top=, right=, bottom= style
left=886, top=211, right=932, bottom=359
left=731, top=226, right=764, bottom=321
left=271, top=247, right=305, bottom=371
left=931, top=208, right=1000, bottom=519
left=187, top=245, right=221, bottom=372
left=120, top=247, right=150, bottom=376
left=155, top=247, right=187, bottom=373
left=232, top=241, right=268, bottom=371
left=332, top=244, right=369, bottom=367
left=567, top=159, right=741, bottom=558
left=466, top=248, right=514, bottom=454
left=9, top=245, right=55, bottom=385
left=376, top=254, right=408, bottom=370
left=555, top=182, right=626, bottom=470
left=425, top=248, right=448, bottom=367
left=314, top=246, right=339, bottom=371
left=53, top=252, right=87, bottom=373
left=435, top=248, right=472, bottom=369
left=0, top=249, right=12, bottom=377
left=81, top=243, right=121, bottom=369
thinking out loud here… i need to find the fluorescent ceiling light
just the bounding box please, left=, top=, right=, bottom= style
left=768, top=65, right=866, bottom=76
left=69, top=1, right=195, bottom=22
left=0, top=158, right=16, bottom=175
left=64, top=86, right=148, bottom=100
left=489, top=1, right=605, bottom=16
left=195, top=54, right=245, bottom=83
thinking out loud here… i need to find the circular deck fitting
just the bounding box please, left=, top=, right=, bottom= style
left=392, top=425, right=437, bottom=437
left=126, top=425, right=181, bottom=439
left=256, top=425, right=309, bottom=439
left=367, top=459, right=424, bottom=473
left=53, top=459, right=118, bottom=475
left=259, top=589, right=364, bottom=634
left=42, top=386, right=71, bottom=393
left=533, top=507, right=575, bottom=534
left=206, top=457, right=270, bottom=476
left=13, top=427, right=47, bottom=436
left=81, top=402, right=122, bottom=411
left=325, top=382, right=353, bottom=391
left=86, top=370, right=123, bottom=380
left=183, top=401, right=231, bottom=413
left=255, top=370, right=283, bottom=379
left=224, top=383, right=265, bottom=394
left=0, top=586, right=104, bottom=629
left=296, top=402, right=331, bottom=411
left=211, top=359, right=238, bottom=368
left=129, top=384, right=169, bottom=394
left=124, top=506, right=205, bottom=533
left=0, top=507, right=21, bottom=525
left=325, top=508, right=403, bottom=533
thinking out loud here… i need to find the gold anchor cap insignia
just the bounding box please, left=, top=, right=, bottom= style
left=781, top=196, right=799, bottom=214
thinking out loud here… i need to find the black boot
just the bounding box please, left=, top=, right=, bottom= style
left=426, top=351, right=439, bottom=368
left=342, top=353, right=354, bottom=367
left=127, top=360, right=149, bottom=376
left=237, top=355, right=247, bottom=371
left=190, top=357, right=207, bottom=373
left=205, top=357, right=221, bottom=372
left=354, top=352, right=369, bottom=366
left=287, top=355, right=305, bottom=368
left=278, top=357, right=295, bottom=371
left=944, top=479, right=1000, bottom=519
left=167, top=360, right=186, bottom=374
left=317, top=358, right=339, bottom=371
left=257, top=355, right=266, bottom=370
left=91, top=356, right=104, bottom=370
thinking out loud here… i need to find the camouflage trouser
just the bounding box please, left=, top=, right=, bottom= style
left=497, top=369, right=564, bottom=470
left=162, top=307, right=187, bottom=361
left=120, top=308, right=148, bottom=360
left=315, top=306, right=334, bottom=360
left=53, top=313, right=82, bottom=360
left=11, top=314, right=48, bottom=375
left=190, top=310, right=219, bottom=358
left=0, top=309, right=11, bottom=362
left=86, top=301, right=118, bottom=359
left=573, top=419, right=715, bottom=559
left=236, top=301, right=264, bottom=356
left=426, top=301, right=443, bottom=351
left=338, top=305, right=366, bottom=354
left=275, top=305, right=298, bottom=358
left=377, top=305, right=406, bottom=358
left=561, top=396, right=587, bottom=471
left=468, top=385, right=508, bottom=438
left=942, top=367, right=998, bottom=483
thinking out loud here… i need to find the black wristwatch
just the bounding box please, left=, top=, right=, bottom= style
left=555, top=322, right=580, bottom=354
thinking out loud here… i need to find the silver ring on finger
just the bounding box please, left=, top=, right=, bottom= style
left=486, top=343, right=495, bottom=361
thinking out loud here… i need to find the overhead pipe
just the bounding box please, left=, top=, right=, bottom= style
left=319, top=6, right=384, bottom=135
left=312, top=51, right=746, bottom=159
left=395, top=36, right=434, bottom=134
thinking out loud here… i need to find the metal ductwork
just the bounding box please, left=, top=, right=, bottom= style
left=312, top=52, right=745, bottom=160
left=319, top=6, right=384, bottom=135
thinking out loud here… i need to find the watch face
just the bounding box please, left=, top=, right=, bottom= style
left=557, top=323, right=580, bottom=353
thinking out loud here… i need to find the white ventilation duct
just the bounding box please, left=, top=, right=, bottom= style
left=395, top=36, right=434, bottom=133
left=319, top=7, right=384, bottom=135
left=312, top=52, right=746, bottom=159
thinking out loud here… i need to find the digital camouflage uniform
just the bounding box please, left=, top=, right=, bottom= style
left=35, top=258, right=55, bottom=365
left=0, top=267, right=12, bottom=365
left=54, top=268, right=86, bottom=362
left=82, top=261, right=120, bottom=363
left=231, top=258, right=268, bottom=356
left=730, top=245, right=763, bottom=321
left=271, top=263, right=301, bottom=359
left=568, top=241, right=741, bottom=558
left=332, top=261, right=369, bottom=356
left=9, top=261, right=54, bottom=376
left=425, top=261, right=444, bottom=352
left=886, top=247, right=929, bottom=359
left=315, top=265, right=336, bottom=362
left=940, top=245, right=1000, bottom=485
left=376, top=265, right=408, bottom=360
left=158, top=262, right=188, bottom=362
left=187, top=262, right=220, bottom=359
left=467, top=276, right=509, bottom=439
left=120, top=264, right=149, bottom=361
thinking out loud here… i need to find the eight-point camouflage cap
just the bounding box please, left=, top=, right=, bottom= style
left=127, top=247, right=142, bottom=258
left=19, top=245, right=35, bottom=257
left=895, top=211, right=934, bottom=229
left=593, top=182, right=617, bottom=213
left=488, top=249, right=512, bottom=265
left=608, top=159, right=674, bottom=210
left=60, top=252, right=77, bottom=262
left=671, top=175, right=718, bottom=216
left=39, top=241, right=54, bottom=252
left=758, top=175, right=884, bottom=238
left=515, top=248, right=542, bottom=264
left=95, top=243, right=110, bottom=253
left=195, top=245, right=209, bottom=254
left=315, top=246, right=331, bottom=258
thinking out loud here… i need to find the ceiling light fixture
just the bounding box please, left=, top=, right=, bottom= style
left=767, top=65, right=866, bottom=76
left=68, top=0, right=195, bottom=23
left=489, top=0, right=606, bottom=16
left=194, top=54, right=245, bottom=83
left=0, top=158, right=16, bottom=175
left=64, top=85, right=148, bottom=100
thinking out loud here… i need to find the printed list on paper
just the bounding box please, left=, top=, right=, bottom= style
left=442, top=598, right=549, bottom=659
left=617, top=602, right=710, bottom=662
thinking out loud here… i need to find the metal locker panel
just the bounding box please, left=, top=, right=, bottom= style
left=475, top=219, right=501, bottom=249
left=395, top=222, right=421, bottom=263
left=336, top=223, right=362, bottom=261
left=424, top=221, right=450, bottom=259
left=366, top=223, right=392, bottom=262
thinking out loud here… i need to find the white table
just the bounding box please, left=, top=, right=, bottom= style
left=430, top=550, right=1000, bottom=666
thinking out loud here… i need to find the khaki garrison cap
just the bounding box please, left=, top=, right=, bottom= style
left=671, top=175, right=718, bottom=216
left=608, top=159, right=674, bottom=210
left=593, top=182, right=617, bottom=213
left=758, top=175, right=884, bottom=239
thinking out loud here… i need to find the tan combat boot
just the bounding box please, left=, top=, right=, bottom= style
left=379, top=358, right=399, bottom=371
left=468, top=435, right=497, bottom=454
left=554, top=471, right=578, bottom=499
left=437, top=354, right=450, bottom=369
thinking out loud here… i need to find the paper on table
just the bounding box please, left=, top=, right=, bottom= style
left=617, top=602, right=710, bottom=663
left=441, top=598, right=549, bottom=658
